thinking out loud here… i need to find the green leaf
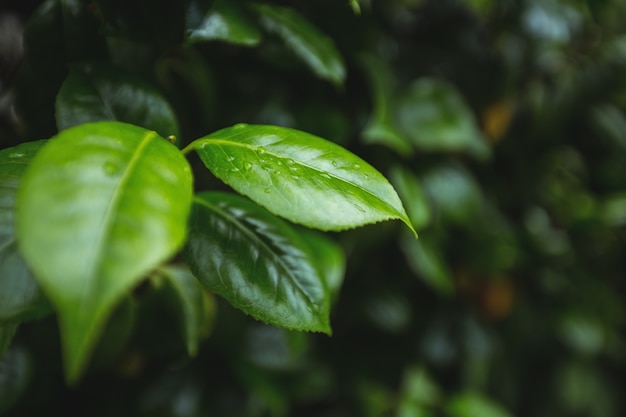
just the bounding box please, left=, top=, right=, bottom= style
left=159, top=265, right=213, bottom=356
left=396, top=78, right=490, bottom=160
left=252, top=3, right=346, bottom=86
left=359, top=55, right=413, bottom=156
left=400, top=234, right=453, bottom=297
left=298, top=230, right=345, bottom=302
left=16, top=121, right=193, bottom=382
left=0, top=323, right=18, bottom=358
left=0, top=141, right=50, bottom=322
left=186, top=0, right=261, bottom=46
left=190, top=124, right=415, bottom=235
left=445, top=392, right=513, bottom=417
left=0, top=345, right=30, bottom=413
left=184, top=192, right=332, bottom=334
left=389, top=166, right=432, bottom=231
left=56, top=63, right=180, bottom=139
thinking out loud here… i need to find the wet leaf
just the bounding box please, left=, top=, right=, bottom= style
left=184, top=192, right=332, bottom=333
left=16, top=121, right=193, bottom=382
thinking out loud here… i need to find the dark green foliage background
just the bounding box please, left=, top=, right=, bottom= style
left=1, top=0, right=626, bottom=416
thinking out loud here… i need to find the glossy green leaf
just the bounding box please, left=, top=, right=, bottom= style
left=16, top=121, right=193, bottom=382
left=56, top=63, right=180, bottom=139
left=159, top=265, right=213, bottom=356
left=184, top=192, right=331, bottom=334
left=252, top=3, right=346, bottom=86
left=186, top=0, right=261, bottom=46
left=359, top=55, right=413, bottom=156
left=0, top=141, right=50, bottom=322
left=191, top=124, right=415, bottom=235
left=396, top=78, right=490, bottom=160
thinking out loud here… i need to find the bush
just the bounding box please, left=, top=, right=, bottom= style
left=1, top=0, right=626, bottom=416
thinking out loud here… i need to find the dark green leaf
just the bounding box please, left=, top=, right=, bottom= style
left=396, top=78, right=490, bottom=159
left=16, top=121, right=193, bottom=382
left=159, top=265, right=213, bottom=356
left=252, top=3, right=346, bottom=86
left=191, top=124, right=415, bottom=235
left=0, top=141, right=50, bottom=322
left=186, top=0, right=261, bottom=46
left=184, top=192, right=332, bottom=334
left=0, top=324, right=18, bottom=358
left=56, top=63, right=180, bottom=139
left=0, top=345, right=30, bottom=413
left=298, top=230, right=345, bottom=302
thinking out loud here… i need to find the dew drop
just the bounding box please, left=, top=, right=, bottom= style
left=320, top=173, right=331, bottom=179
left=331, top=160, right=339, bottom=167
left=230, top=167, right=240, bottom=172
left=225, top=155, right=235, bottom=162
left=8, top=152, right=25, bottom=159
left=234, top=123, right=248, bottom=129
left=264, top=188, right=271, bottom=194
left=103, top=162, right=119, bottom=176
left=353, top=163, right=361, bottom=169
left=258, top=147, right=267, bottom=155
left=243, top=162, right=253, bottom=171
left=291, top=175, right=299, bottom=180
left=286, top=159, right=296, bottom=165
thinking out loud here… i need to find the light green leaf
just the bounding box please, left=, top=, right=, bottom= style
left=190, top=124, right=415, bottom=235
left=396, top=78, right=490, bottom=160
left=184, top=192, right=331, bottom=334
left=359, top=54, right=413, bottom=156
left=16, top=121, right=193, bottom=382
left=55, top=63, right=180, bottom=139
left=0, top=141, right=50, bottom=322
left=186, top=0, right=261, bottom=46
left=159, top=265, right=213, bottom=356
left=252, top=3, right=346, bottom=86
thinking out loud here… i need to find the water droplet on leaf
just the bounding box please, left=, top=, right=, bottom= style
left=234, top=123, right=248, bottom=129
left=244, top=162, right=253, bottom=171
left=8, top=153, right=25, bottom=159
left=264, top=188, right=271, bottom=194
left=103, top=162, right=119, bottom=176
left=331, top=161, right=339, bottom=167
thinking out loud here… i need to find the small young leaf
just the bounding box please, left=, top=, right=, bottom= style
left=159, top=265, right=213, bottom=356
left=56, top=63, right=180, bottom=139
left=186, top=0, right=261, bottom=46
left=190, top=124, right=415, bottom=236
left=0, top=141, right=50, bottom=322
left=16, top=121, right=193, bottom=382
left=252, top=3, right=346, bottom=86
left=184, top=192, right=332, bottom=334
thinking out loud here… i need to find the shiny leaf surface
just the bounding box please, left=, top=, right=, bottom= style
left=184, top=192, right=331, bottom=334
left=16, top=121, right=193, bottom=382
left=252, top=3, right=345, bottom=86
left=191, top=124, right=415, bottom=235
left=0, top=141, right=49, bottom=322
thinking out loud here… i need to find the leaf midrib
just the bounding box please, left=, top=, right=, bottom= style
left=198, top=138, right=400, bottom=216
left=79, top=132, right=158, bottom=318
left=193, top=196, right=319, bottom=310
